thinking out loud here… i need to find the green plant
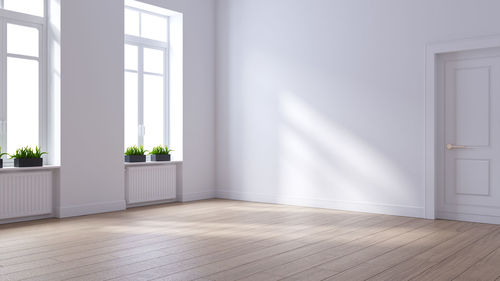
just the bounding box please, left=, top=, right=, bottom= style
left=0, top=146, right=7, bottom=158
left=125, top=145, right=147, bottom=156
left=149, top=145, right=174, bottom=155
left=9, top=146, right=47, bottom=159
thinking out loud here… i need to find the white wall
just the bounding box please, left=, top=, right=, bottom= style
left=140, top=0, right=216, bottom=201
left=215, top=0, right=500, bottom=217
left=58, top=0, right=125, bottom=217
left=57, top=0, right=216, bottom=217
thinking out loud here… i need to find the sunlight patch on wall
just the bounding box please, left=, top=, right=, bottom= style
left=278, top=92, right=412, bottom=205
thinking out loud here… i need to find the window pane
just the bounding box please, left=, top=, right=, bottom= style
left=7, top=58, right=39, bottom=154
left=125, top=44, right=138, bottom=71
left=125, top=8, right=140, bottom=36
left=4, top=0, right=44, bottom=17
left=125, top=72, right=139, bottom=149
left=143, top=74, right=164, bottom=150
left=141, top=13, right=167, bottom=42
left=7, top=24, right=39, bottom=57
left=143, top=48, right=164, bottom=74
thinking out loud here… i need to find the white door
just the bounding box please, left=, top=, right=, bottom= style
left=437, top=48, right=500, bottom=224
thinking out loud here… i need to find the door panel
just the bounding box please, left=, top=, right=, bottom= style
left=455, top=159, right=490, bottom=196
left=438, top=49, right=500, bottom=222
left=454, top=66, right=490, bottom=146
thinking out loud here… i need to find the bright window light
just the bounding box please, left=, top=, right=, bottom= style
left=141, top=13, right=167, bottom=42
left=7, top=24, right=39, bottom=57
left=143, top=48, right=164, bottom=74
left=124, top=1, right=169, bottom=150
left=4, top=0, right=44, bottom=17
left=0, top=0, right=47, bottom=162
left=125, top=0, right=177, bottom=16
left=125, top=44, right=138, bottom=71
left=124, top=72, right=139, bottom=148
left=7, top=58, right=39, bottom=154
left=125, top=8, right=140, bottom=37
left=143, top=74, right=164, bottom=149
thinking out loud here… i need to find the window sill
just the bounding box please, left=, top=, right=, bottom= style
left=0, top=165, right=60, bottom=172
left=125, top=161, right=182, bottom=167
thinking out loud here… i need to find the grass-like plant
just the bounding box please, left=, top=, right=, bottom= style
left=149, top=145, right=173, bottom=155
left=125, top=145, right=147, bottom=156
left=9, top=146, right=47, bottom=159
left=0, top=146, right=7, bottom=158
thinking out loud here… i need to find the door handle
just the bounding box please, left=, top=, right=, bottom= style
left=446, top=144, right=467, bottom=150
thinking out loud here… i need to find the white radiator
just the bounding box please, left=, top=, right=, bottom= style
left=126, top=165, right=176, bottom=204
left=0, top=171, right=53, bottom=220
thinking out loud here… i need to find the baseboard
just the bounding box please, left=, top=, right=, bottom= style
left=216, top=190, right=424, bottom=218
left=181, top=190, right=216, bottom=202
left=0, top=214, right=54, bottom=225
left=127, top=199, right=177, bottom=208
left=57, top=200, right=126, bottom=218
left=437, top=211, right=500, bottom=225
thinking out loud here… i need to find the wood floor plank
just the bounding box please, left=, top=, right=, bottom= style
left=0, top=200, right=499, bottom=281
left=1, top=208, right=333, bottom=279
left=234, top=217, right=431, bottom=281
left=14, top=207, right=369, bottom=281
left=0, top=201, right=307, bottom=267
left=366, top=222, right=496, bottom=281
left=454, top=246, right=500, bottom=281
left=0, top=200, right=242, bottom=251
left=67, top=213, right=378, bottom=281
left=135, top=216, right=415, bottom=281
left=201, top=216, right=418, bottom=281
left=408, top=227, right=500, bottom=281
left=317, top=221, right=478, bottom=280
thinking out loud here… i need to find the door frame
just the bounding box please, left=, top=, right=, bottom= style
left=425, top=35, right=500, bottom=219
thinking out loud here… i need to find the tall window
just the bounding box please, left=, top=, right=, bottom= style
left=124, top=3, right=169, bottom=150
left=0, top=1, right=46, bottom=156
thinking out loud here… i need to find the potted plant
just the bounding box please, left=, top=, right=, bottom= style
left=149, top=145, right=173, bottom=161
left=125, top=145, right=147, bottom=162
left=0, top=146, right=7, bottom=168
left=10, top=146, right=47, bottom=167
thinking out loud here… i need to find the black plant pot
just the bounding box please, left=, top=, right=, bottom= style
left=0, top=159, right=3, bottom=168
left=14, top=158, right=43, bottom=167
left=125, top=155, right=146, bottom=162
left=150, top=154, right=171, bottom=161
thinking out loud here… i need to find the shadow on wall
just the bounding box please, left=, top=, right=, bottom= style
left=275, top=93, right=413, bottom=207
left=217, top=38, right=420, bottom=214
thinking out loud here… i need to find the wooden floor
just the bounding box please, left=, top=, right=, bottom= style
left=1, top=200, right=500, bottom=281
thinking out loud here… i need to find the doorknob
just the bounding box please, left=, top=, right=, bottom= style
left=446, top=144, right=467, bottom=150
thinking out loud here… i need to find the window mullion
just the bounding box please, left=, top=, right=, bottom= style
left=6, top=53, right=39, bottom=61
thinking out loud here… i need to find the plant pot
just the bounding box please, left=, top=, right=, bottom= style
left=0, top=159, right=3, bottom=168
left=14, top=158, right=43, bottom=167
left=125, top=155, right=146, bottom=162
left=150, top=154, right=171, bottom=161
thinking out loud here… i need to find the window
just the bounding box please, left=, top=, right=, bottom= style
left=0, top=1, right=46, bottom=157
left=124, top=3, right=169, bottom=150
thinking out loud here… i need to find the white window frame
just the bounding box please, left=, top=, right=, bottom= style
left=124, top=5, right=170, bottom=148
left=0, top=1, right=47, bottom=164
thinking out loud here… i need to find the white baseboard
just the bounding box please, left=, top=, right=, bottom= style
left=216, top=190, right=425, bottom=218
left=181, top=190, right=216, bottom=202
left=57, top=200, right=126, bottom=218
left=127, top=199, right=177, bottom=208
left=0, top=214, right=54, bottom=225
left=437, top=211, right=500, bottom=225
